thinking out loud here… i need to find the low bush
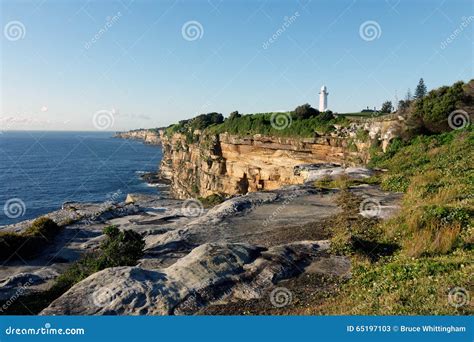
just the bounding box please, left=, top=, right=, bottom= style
left=292, top=103, right=319, bottom=120
left=0, top=225, right=145, bottom=315
left=0, top=217, right=60, bottom=261
left=198, top=194, right=226, bottom=208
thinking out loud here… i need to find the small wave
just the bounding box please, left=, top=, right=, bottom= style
left=146, top=183, right=169, bottom=188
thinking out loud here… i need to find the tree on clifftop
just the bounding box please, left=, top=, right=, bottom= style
left=381, top=101, right=393, bottom=113
left=293, top=103, right=319, bottom=120
left=415, top=78, right=427, bottom=99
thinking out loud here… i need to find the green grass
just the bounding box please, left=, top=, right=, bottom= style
left=306, top=127, right=473, bottom=315
left=314, top=251, right=472, bottom=315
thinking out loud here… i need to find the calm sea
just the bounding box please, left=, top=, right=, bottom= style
left=0, top=131, right=162, bottom=226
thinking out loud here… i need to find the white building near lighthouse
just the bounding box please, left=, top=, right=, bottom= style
left=319, top=85, right=328, bottom=112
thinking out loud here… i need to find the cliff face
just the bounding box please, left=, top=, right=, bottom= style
left=159, top=116, right=404, bottom=198
left=115, top=129, right=161, bottom=145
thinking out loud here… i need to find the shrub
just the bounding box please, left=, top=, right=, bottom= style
left=98, top=226, right=145, bottom=268
left=54, top=226, right=144, bottom=289
left=198, top=194, right=226, bottom=208
left=0, top=217, right=60, bottom=261
left=319, top=110, right=335, bottom=121
left=408, top=80, right=470, bottom=133
left=380, top=101, right=393, bottom=113
left=24, top=217, right=60, bottom=240
left=0, top=226, right=146, bottom=314
left=228, top=111, right=241, bottom=120
left=292, top=104, right=319, bottom=120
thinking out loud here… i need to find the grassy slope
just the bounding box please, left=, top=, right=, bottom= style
left=309, top=127, right=473, bottom=315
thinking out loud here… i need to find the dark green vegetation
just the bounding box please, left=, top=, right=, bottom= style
left=0, top=226, right=145, bottom=315
left=406, top=80, right=473, bottom=134
left=165, top=112, right=224, bottom=137
left=311, top=127, right=473, bottom=315
left=0, top=217, right=60, bottom=261
left=292, top=103, right=320, bottom=120
left=380, top=100, right=393, bottom=113
left=162, top=80, right=472, bottom=141
left=198, top=194, right=227, bottom=208
left=208, top=110, right=340, bottom=137
left=164, top=105, right=342, bottom=139
left=415, top=77, right=428, bottom=99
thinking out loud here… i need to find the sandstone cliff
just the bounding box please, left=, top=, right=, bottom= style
left=115, top=129, right=161, bottom=145
left=159, top=116, right=405, bottom=199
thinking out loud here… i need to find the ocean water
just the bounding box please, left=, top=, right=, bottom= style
left=0, top=131, right=162, bottom=226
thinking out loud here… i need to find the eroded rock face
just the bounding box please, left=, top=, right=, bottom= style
left=158, top=116, right=404, bottom=199
left=40, top=241, right=341, bottom=315
left=114, top=129, right=161, bottom=145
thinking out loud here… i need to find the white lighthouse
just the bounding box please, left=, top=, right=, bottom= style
left=319, top=85, right=328, bottom=112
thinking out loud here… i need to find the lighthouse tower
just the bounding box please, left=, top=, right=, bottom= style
left=319, top=85, right=328, bottom=112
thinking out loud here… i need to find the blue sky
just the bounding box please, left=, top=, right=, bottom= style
left=1, top=0, right=472, bottom=131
